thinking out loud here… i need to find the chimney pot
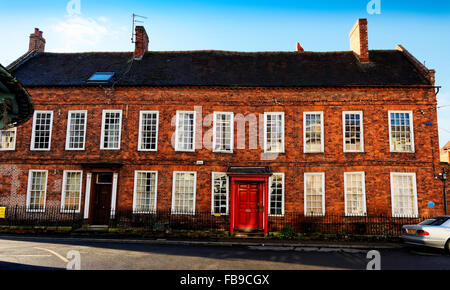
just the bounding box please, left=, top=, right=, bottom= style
left=29, top=28, right=45, bottom=53
left=134, top=26, right=149, bottom=60
left=349, top=18, right=369, bottom=62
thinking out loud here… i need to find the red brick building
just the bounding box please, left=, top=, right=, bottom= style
left=0, top=19, right=444, bottom=234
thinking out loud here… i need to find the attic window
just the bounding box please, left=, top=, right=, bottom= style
left=87, top=72, right=114, bottom=84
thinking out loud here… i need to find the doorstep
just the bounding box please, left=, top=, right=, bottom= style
left=75, top=225, right=109, bottom=233
left=232, top=229, right=265, bottom=238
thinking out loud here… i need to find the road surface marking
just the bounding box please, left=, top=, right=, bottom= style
left=34, top=247, right=69, bottom=263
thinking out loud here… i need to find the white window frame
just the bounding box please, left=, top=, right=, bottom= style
left=65, top=110, right=87, bottom=151
left=268, top=172, right=285, bottom=216
left=264, top=112, right=285, bottom=153
left=30, top=110, right=53, bottom=151
left=26, top=170, right=48, bottom=213
left=211, top=172, right=229, bottom=215
left=132, top=170, right=158, bottom=214
left=175, top=111, right=196, bottom=152
left=388, top=110, right=415, bottom=153
left=342, top=111, right=364, bottom=153
left=304, top=172, right=325, bottom=216
left=344, top=172, right=367, bottom=216
left=171, top=171, right=197, bottom=215
left=390, top=172, right=418, bottom=218
left=212, top=112, right=234, bottom=153
left=0, top=127, right=17, bottom=151
left=303, top=111, right=324, bottom=153
left=138, top=111, right=159, bottom=152
left=60, top=170, right=83, bottom=213
left=100, top=109, right=122, bottom=150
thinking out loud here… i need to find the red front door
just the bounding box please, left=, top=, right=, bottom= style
left=236, top=182, right=262, bottom=230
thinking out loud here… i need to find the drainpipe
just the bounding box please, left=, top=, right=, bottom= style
left=436, top=166, right=448, bottom=215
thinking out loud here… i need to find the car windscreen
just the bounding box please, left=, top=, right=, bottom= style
left=419, top=217, right=449, bottom=226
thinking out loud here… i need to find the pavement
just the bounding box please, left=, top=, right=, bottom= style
left=0, top=233, right=402, bottom=249
left=0, top=233, right=448, bottom=270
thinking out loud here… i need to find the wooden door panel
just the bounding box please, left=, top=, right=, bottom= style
left=93, top=183, right=112, bottom=225
left=236, top=182, right=260, bottom=229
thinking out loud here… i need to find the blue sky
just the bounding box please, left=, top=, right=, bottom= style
left=0, top=0, right=449, bottom=146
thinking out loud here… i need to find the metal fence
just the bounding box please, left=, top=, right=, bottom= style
left=268, top=213, right=430, bottom=236
left=110, top=209, right=230, bottom=232
left=0, top=205, right=83, bottom=228
left=0, top=205, right=431, bottom=236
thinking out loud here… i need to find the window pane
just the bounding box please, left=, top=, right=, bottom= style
left=0, top=127, right=16, bottom=150
left=269, top=173, right=284, bottom=215
left=343, top=112, right=363, bottom=151
left=139, top=112, right=158, bottom=150
left=390, top=112, right=413, bottom=152
left=62, top=171, right=82, bottom=212
left=345, top=172, right=365, bottom=216
left=134, top=171, right=157, bottom=213
left=102, top=111, right=121, bottom=149
left=173, top=172, right=196, bottom=213
left=176, top=112, right=195, bottom=151
left=214, top=113, right=233, bottom=152
left=266, top=113, right=284, bottom=153
left=304, top=173, right=324, bottom=216
left=32, top=112, right=52, bottom=149
left=212, top=173, right=228, bottom=214
left=392, top=174, right=416, bottom=217
left=67, top=112, right=86, bottom=149
left=304, top=113, right=322, bottom=152
left=28, top=171, right=47, bottom=211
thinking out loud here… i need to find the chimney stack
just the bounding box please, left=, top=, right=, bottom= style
left=349, top=18, right=369, bottom=63
left=134, top=26, right=149, bottom=60
left=29, top=28, right=45, bottom=53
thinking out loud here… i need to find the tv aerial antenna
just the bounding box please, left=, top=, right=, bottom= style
left=131, top=13, right=148, bottom=43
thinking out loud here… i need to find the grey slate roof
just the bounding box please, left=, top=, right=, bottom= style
left=9, top=50, right=432, bottom=87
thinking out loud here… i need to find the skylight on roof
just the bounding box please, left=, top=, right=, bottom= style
left=87, top=72, right=114, bottom=83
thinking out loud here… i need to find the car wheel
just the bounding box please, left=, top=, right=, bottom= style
left=446, top=239, right=450, bottom=254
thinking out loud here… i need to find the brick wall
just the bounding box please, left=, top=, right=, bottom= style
left=0, top=85, right=444, bottom=217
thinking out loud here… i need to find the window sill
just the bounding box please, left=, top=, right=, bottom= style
left=60, top=210, right=81, bottom=214
left=171, top=211, right=196, bottom=215
left=26, top=209, right=45, bottom=213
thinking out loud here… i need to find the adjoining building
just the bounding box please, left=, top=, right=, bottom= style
left=0, top=19, right=443, bottom=235
left=440, top=142, right=450, bottom=163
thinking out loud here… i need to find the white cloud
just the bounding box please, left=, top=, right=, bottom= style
left=51, top=15, right=111, bottom=52
left=97, top=16, right=108, bottom=23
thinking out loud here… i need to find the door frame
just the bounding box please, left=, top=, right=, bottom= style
left=228, top=174, right=270, bottom=235
left=85, top=171, right=119, bottom=225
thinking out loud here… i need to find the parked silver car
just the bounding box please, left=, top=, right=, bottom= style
left=402, top=216, right=450, bottom=252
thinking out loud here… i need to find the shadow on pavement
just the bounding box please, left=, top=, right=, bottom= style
left=0, top=261, right=64, bottom=270
left=0, top=233, right=368, bottom=270
left=0, top=234, right=448, bottom=270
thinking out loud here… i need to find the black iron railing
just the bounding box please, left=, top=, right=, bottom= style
left=0, top=205, right=431, bottom=236
left=268, top=213, right=430, bottom=236
left=0, top=205, right=83, bottom=228
left=109, top=209, right=230, bottom=232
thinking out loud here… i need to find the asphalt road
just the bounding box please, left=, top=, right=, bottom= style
left=0, top=235, right=448, bottom=270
